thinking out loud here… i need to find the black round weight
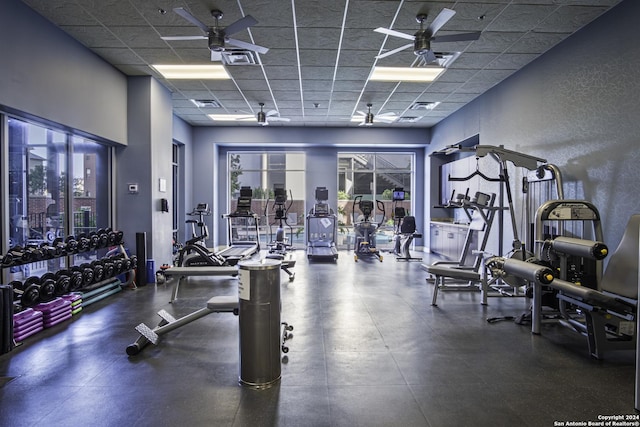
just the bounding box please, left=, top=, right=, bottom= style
left=39, top=273, right=56, bottom=302
left=52, top=237, right=67, bottom=255
left=114, top=230, right=124, bottom=245
left=122, top=257, right=132, bottom=271
left=107, top=230, right=118, bottom=246
left=97, top=229, right=109, bottom=249
left=103, top=259, right=116, bottom=279
left=91, top=260, right=105, bottom=283
left=69, top=267, right=84, bottom=291
left=65, top=236, right=79, bottom=254
left=80, top=263, right=95, bottom=286
left=88, top=232, right=100, bottom=249
left=77, top=234, right=91, bottom=252
left=113, top=257, right=124, bottom=274
left=19, top=277, right=42, bottom=307
left=54, top=270, right=71, bottom=295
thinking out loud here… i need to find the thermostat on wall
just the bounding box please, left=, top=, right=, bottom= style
left=128, top=183, right=139, bottom=194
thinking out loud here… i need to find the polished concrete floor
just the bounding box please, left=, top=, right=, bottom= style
left=0, top=249, right=636, bottom=427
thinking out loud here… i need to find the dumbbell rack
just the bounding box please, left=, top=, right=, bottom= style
left=0, top=229, right=136, bottom=353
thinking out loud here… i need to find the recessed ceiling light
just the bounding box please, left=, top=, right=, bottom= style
left=370, top=66, right=445, bottom=82
left=151, top=64, right=230, bottom=79
left=207, top=114, right=256, bottom=122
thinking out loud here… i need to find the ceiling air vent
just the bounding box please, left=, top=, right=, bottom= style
left=409, top=101, right=440, bottom=110
left=221, top=50, right=257, bottom=66
left=190, top=99, right=221, bottom=108
left=397, top=116, right=420, bottom=123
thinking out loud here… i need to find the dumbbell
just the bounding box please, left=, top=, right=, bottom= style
left=79, top=263, right=95, bottom=286
left=54, top=270, right=71, bottom=296
left=88, top=231, right=100, bottom=249
left=96, top=229, right=109, bottom=249
left=25, top=245, right=45, bottom=261
left=69, top=267, right=85, bottom=291
left=52, top=237, right=67, bottom=256
left=91, top=260, right=105, bottom=283
left=65, top=236, right=79, bottom=254
left=107, top=229, right=118, bottom=246
left=102, top=259, right=116, bottom=279
left=5, top=246, right=32, bottom=264
left=121, top=257, right=132, bottom=272
left=114, top=230, right=124, bottom=245
left=39, top=242, right=57, bottom=259
left=76, top=234, right=91, bottom=253
left=39, top=273, right=57, bottom=302
left=130, top=255, right=138, bottom=269
left=112, top=256, right=124, bottom=274
left=11, top=278, right=41, bottom=307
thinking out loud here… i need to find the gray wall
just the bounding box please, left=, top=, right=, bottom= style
left=116, top=77, right=174, bottom=266
left=428, top=0, right=640, bottom=251
left=0, top=0, right=127, bottom=144
left=193, top=126, right=429, bottom=247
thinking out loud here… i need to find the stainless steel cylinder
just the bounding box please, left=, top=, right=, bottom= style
left=237, top=259, right=282, bottom=389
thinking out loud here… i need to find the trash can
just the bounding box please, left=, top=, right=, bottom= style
left=237, top=258, right=282, bottom=389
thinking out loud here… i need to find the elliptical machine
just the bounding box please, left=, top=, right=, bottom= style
left=175, top=203, right=227, bottom=267
left=352, top=195, right=385, bottom=262
left=264, top=183, right=294, bottom=254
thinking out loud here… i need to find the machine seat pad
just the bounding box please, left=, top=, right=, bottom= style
left=551, top=279, right=636, bottom=315
left=163, top=266, right=238, bottom=276
left=424, top=264, right=480, bottom=281
left=206, top=295, right=239, bottom=311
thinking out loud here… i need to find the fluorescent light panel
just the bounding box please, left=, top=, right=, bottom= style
left=151, top=64, right=230, bottom=79
left=207, top=114, right=256, bottom=122
left=370, top=66, right=445, bottom=82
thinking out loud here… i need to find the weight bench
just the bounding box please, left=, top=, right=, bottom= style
left=162, top=266, right=238, bottom=302
left=423, top=264, right=483, bottom=306
left=126, top=295, right=238, bottom=356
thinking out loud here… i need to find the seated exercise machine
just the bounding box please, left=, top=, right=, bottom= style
left=496, top=200, right=638, bottom=360
left=352, top=195, right=385, bottom=262
left=391, top=188, right=422, bottom=261
left=306, top=186, right=338, bottom=261
left=219, top=186, right=260, bottom=262
left=424, top=145, right=547, bottom=305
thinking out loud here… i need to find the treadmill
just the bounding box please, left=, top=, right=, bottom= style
left=219, top=186, right=260, bottom=264
left=306, top=187, right=339, bottom=261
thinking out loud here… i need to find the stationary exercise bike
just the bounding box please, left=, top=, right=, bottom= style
left=352, top=195, right=385, bottom=262
left=391, top=188, right=422, bottom=261
left=175, top=203, right=227, bottom=267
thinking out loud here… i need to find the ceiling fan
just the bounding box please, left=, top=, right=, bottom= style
left=250, top=102, right=291, bottom=126
left=374, top=8, right=480, bottom=63
left=354, top=104, right=398, bottom=126
left=161, top=8, right=269, bottom=61
left=256, top=103, right=291, bottom=126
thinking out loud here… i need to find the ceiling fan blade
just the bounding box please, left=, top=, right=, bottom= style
left=378, top=112, right=397, bottom=118
left=211, top=51, right=223, bottom=61
left=356, top=111, right=366, bottom=116
left=266, top=110, right=279, bottom=117
left=224, top=15, right=258, bottom=37
left=374, top=27, right=415, bottom=41
left=431, top=32, right=481, bottom=43
left=268, top=117, right=290, bottom=122
left=426, top=8, right=456, bottom=36
left=226, top=38, right=269, bottom=54
left=161, top=35, right=207, bottom=41
left=173, top=7, right=210, bottom=34
left=376, top=43, right=412, bottom=59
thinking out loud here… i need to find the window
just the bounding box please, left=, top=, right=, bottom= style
left=337, top=152, right=414, bottom=250
left=227, top=152, right=306, bottom=247
left=3, top=116, right=111, bottom=281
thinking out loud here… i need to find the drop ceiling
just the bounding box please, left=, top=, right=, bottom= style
left=22, top=0, right=622, bottom=128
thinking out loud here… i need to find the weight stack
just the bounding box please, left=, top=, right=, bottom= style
left=2, top=285, right=14, bottom=353
left=33, top=298, right=72, bottom=328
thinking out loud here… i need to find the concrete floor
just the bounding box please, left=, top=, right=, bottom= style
left=0, top=250, right=636, bottom=426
